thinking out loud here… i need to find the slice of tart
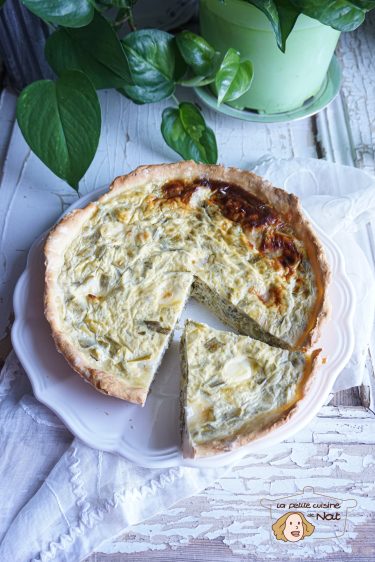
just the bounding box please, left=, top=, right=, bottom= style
left=180, top=320, right=320, bottom=458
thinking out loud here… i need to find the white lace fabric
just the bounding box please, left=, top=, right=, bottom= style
left=0, top=353, right=227, bottom=562
left=0, top=157, right=374, bottom=561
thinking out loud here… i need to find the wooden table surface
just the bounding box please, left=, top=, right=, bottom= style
left=0, top=13, right=374, bottom=562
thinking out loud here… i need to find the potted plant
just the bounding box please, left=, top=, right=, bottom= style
left=0, top=0, right=374, bottom=190
left=0, top=0, right=256, bottom=189
left=199, top=0, right=375, bottom=113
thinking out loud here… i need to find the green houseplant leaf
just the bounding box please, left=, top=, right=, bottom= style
left=118, top=82, right=174, bottom=104
left=21, top=0, right=94, bottom=27
left=290, top=0, right=367, bottom=30
left=215, top=48, right=253, bottom=104
left=17, top=70, right=101, bottom=189
left=175, top=31, right=220, bottom=77
left=45, top=12, right=132, bottom=89
left=350, top=1, right=375, bottom=8
left=161, top=102, right=217, bottom=164
left=277, top=0, right=301, bottom=47
left=245, top=0, right=299, bottom=51
left=246, top=1, right=282, bottom=47
left=120, top=30, right=179, bottom=103
left=245, top=0, right=375, bottom=49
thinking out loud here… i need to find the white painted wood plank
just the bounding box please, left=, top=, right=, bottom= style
left=317, top=14, right=375, bottom=174
left=339, top=18, right=375, bottom=410
left=89, top=406, right=375, bottom=561
left=0, top=90, right=16, bottom=175
left=315, top=404, right=373, bottom=419
left=317, top=21, right=375, bottom=410
left=337, top=16, right=375, bottom=175
left=337, top=15, right=375, bottom=408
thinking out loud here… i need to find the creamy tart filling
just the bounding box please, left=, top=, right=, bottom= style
left=181, top=321, right=318, bottom=458
left=45, top=162, right=329, bottom=406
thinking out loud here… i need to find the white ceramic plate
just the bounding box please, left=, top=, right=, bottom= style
left=12, top=187, right=355, bottom=468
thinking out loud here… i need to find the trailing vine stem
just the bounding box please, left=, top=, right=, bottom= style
left=171, top=93, right=179, bottom=106
left=113, top=7, right=136, bottom=32
left=127, top=7, right=136, bottom=32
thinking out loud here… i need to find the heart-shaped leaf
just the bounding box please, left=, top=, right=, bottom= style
left=17, top=70, right=101, bottom=189
left=246, top=1, right=281, bottom=46
left=45, top=12, right=132, bottom=89
left=121, top=30, right=179, bottom=103
left=245, top=0, right=299, bottom=51
left=215, top=48, right=253, bottom=105
left=246, top=0, right=374, bottom=48
left=176, top=31, right=220, bottom=77
left=161, top=102, right=217, bottom=164
left=290, top=0, right=366, bottom=30
left=21, top=0, right=94, bottom=27
left=277, top=0, right=300, bottom=49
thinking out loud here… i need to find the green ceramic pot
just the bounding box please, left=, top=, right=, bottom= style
left=200, top=0, right=341, bottom=113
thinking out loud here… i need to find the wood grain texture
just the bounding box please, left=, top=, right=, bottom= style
left=0, top=90, right=17, bottom=367
left=0, top=90, right=16, bottom=172
left=337, top=15, right=375, bottom=175
left=88, top=406, right=375, bottom=561
left=316, top=17, right=375, bottom=411
left=339, top=17, right=375, bottom=409
left=336, top=14, right=375, bottom=412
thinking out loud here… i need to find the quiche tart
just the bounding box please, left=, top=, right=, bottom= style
left=44, top=161, right=330, bottom=406
left=181, top=320, right=320, bottom=458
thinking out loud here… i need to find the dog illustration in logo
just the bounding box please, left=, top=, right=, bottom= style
left=272, top=511, right=315, bottom=542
